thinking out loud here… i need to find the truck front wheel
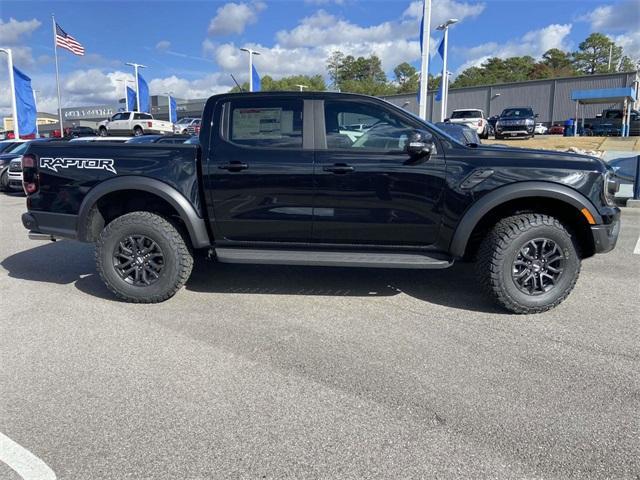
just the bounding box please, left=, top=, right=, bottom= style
left=476, top=213, right=580, bottom=314
left=96, top=211, right=194, bottom=303
left=98, top=127, right=107, bottom=137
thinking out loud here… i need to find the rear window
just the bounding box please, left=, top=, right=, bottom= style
left=228, top=98, right=303, bottom=149
left=451, top=110, right=482, bottom=119
left=134, top=113, right=153, bottom=120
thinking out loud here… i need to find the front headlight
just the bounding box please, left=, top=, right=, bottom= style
left=603, top=171, right=619, bottom=206
left=525, top=119, right=535, bottom=125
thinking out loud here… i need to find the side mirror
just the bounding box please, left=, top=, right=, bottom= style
left=406, top=130, right=434, bottom=158
left=444, top=118, right=450, bottom=123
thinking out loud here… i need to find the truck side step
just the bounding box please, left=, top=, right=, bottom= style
left=214, top=248, right=453, bottom=269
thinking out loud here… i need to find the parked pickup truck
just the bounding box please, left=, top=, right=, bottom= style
left=584, top=109, right=640, bottom=136
left=21, top=92, right=620, bottom=313
left=97, top=112, right=173, bottom=137
left=446, top=109, right=489, bottom=139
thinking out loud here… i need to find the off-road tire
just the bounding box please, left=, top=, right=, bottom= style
left=96, top=211, right=193, bottom=303
left=476, top=213, right=581, bottom=314
left=133, top=126, right=144, bottom=136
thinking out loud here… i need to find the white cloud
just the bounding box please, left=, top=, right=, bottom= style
left=454, top=23, right=573, bottom=73
left=149, top=74, right=234, bottom=100
left=207, top=1, right=266, bottom=36
left=403, top=0, right=485, bottom=28
left=155, top=40, right=171, bottom=52
left=0, top=17, right=41, bottom=43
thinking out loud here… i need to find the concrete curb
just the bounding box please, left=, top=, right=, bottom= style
left=626, top=199, right=640, bottom=208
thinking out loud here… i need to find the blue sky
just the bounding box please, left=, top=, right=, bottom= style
left=0, top=0, right=638, bottom=114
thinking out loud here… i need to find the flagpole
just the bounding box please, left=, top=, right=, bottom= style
left=126, top=63, right=146, bottom=111
left=418, top=0, right=431, bottom=120
left=52, top=14, right=64, bottom=136
left=33, top=90, right=40, bottom=136
left=0, top=48, right=19, bottom=138
left=240, top=48, right=260, bottom=92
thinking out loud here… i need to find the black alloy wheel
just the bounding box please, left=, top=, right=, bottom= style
left=512, top=238, right=565, bottom=296
left=113, top=234, right=165, bottom=286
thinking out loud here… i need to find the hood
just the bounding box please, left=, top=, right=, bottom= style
left=0, top=152, right=22, bottom=161
left=473, top=144, right=606, bottom=171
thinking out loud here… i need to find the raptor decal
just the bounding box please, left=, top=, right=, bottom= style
left=40, top=157, right=117, bottom=174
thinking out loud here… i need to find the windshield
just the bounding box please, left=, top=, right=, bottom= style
left=126, top=136, right=161, bottom=143
left=451, top=110, right=482, bottom=119
left=501, top=108, right=534, bottom=118
left=176, top=118, right=191, bottom=124
left=7, top=142, right=31, bottom=155
left=184, top=136, right=199, bottom=144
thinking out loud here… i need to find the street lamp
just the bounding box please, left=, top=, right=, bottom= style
left=240, top=48, right=260, bottom=92
left=125, top=62, right=147, bottom=111
left=295, top=84, right=308, bottom=92
left=0, top=48, right=19, bottom=138
left=164, top=91, right=174, bottom=123
left=33, top=89, right=40, bottom=136
left=436, top=18, right=459, bottom=121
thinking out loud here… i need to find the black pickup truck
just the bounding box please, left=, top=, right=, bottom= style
left=21, top=92, right=620, bottom=313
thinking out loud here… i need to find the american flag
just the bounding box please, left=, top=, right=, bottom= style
left=55, top=23, right=85, bottom=56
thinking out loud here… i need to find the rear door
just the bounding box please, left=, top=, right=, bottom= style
left=204, top=95, right=315, bottom=244
left=313, top=98, right=446, bottom=246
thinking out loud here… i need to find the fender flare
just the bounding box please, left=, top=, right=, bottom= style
left=77, top=176, right=211, bottom=248
left=449, top=181, right=602, bottom=258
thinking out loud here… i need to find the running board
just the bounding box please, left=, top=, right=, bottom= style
left=215, top=248, right=453, bottom=269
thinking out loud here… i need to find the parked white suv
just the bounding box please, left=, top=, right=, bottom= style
left=174, top=117, right=200, bottom=134
left=447, top=109, right=489, bottom=139
left=98, top=112, right=173, bottom=137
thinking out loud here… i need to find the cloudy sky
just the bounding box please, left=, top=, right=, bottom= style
left=0, top=0, right=638, bottom=116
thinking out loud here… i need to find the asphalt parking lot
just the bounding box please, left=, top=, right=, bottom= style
left=1, top=191, right=639, bottom=480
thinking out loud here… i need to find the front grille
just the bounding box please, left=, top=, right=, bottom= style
left=500, top=125, right=527, bottom=132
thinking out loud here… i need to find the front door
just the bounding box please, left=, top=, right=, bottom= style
left=313, top=99, right=446, bottom=246
left=206, top=96, right=315, bottom=245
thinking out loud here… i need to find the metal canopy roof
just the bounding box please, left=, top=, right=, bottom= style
left=570, top=87, right=637, bottom=104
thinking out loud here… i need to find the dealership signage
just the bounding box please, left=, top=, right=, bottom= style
left=62, top=105, right=118, bottom=120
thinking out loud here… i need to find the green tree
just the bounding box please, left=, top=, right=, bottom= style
left=572, top=33, right=624, bottom=74
left=325, top=51, right=392, bottom=95
left=393, top=62, right=419, bottom=93
left=229, top=74, right=326, bottom=93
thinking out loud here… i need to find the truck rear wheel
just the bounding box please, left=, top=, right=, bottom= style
left=476, top=213, right=580, bottom=314
left=96, top=211, right=193, bottom=303
left=133, top=126, right=143, bottom=136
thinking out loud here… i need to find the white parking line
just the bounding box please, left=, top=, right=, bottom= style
left=0, top=432, right=56, bottom=480
left=635, top=235, right=640, bottom=255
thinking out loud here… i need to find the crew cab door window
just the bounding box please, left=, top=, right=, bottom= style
left=228, top=99, right=303, bottom=149
left=207, top=97, right=314, bottom=243
left=314, top=99, right=445, bottom=246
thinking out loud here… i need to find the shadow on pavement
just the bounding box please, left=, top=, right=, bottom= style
left=2, top=240, right=503, bottom=313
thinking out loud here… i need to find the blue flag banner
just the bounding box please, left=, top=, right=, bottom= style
left=13, top=67, right=37, bottom=137
left=138, top=74, right=150, bottom=113
left=252, top=65, right=261, bottom=92
left=437, top=37, right=445, bottom=60
left=169, top=96, right=177, bottom=123
left=435, top=77, right=442, bottom=101
left=126, top=86, right=137, bottom=111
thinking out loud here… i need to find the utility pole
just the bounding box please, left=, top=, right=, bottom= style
left=240, top=48, right=260, bottom=92
left=125, top=62, right=147, bottom=111
left=418, top=0, right=432, bottom=120
left=0, top=48, right=19, bottom=138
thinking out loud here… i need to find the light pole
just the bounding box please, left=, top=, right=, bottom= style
left=295, top=84, right=308, bottom=92
left=437, top=18, right=459, bottom=122
left=418, top=0, right=432, bottom=120
left=125, top=62, right=147, bottom=111
left=0, top=48, right=19, bottom=138
left=33, top=89, right=39, bottom=136
left=240, top=48, right=260, bottom=92
left=116, top=78, right=134, bottom=110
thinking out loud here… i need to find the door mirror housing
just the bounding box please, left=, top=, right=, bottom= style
left=406, top=130, right=434, bottom=158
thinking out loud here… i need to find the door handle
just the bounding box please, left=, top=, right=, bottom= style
left=219, top=161, right=248, bottom=171
left=323, top=164, right=355, bottom=174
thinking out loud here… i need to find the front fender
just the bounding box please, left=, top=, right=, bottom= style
left=448, top=181, right=602, bottom=258
left=77, top=176, right=211, bottom=248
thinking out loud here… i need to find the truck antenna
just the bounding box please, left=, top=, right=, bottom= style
left=230, top=74, right=244, bottom=92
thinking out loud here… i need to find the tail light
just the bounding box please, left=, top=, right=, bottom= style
left=22, top=153, right=39, bottom=195
left=147, top=121, right=153, bottom=127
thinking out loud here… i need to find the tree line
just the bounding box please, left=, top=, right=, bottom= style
left=229, top=32, right=636, bottom=95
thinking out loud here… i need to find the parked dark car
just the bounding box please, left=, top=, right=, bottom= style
left=584, top=109, right=640, bottom=137
left=0, top=138, right=63, bottom=192
left=0, top=140, right=23, bottom=153
left=494, top=107, right=537, bottom=139
left=65, top=126, right=96, bottom=138
left=434, top=122, right=481, bottom=145
left=21, top=92, right=620, bottom=314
